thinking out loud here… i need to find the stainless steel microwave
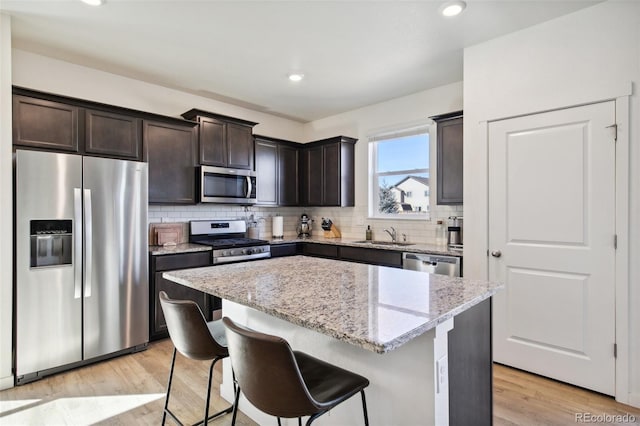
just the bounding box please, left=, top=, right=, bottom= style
left=198, top=165, right=257, bottom=204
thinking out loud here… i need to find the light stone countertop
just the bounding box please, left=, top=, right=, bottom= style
left=163, top=256, right=502, bottom=353
left=149, top=243, right=212, bottom=256
left=149, top=236, right=461, bottom=257
left=271, top=236, right=463, bottom=256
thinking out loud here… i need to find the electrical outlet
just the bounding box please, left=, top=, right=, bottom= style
left=436, top=355, right=448, bottom=394
left=356, top=216, right=365, bottom=226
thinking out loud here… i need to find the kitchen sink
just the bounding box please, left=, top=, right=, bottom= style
left=353, top=240, right=415, bottom=246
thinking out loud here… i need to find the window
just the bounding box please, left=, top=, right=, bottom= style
left=368, top=124, right=430, bottom=219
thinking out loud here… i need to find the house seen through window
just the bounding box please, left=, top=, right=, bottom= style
left=368, top=125, right=430, bottom=218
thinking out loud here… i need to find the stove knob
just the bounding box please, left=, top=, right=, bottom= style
left=246, top=248, right=254, bottom=255
left=223, top=250, right=229, bottom=256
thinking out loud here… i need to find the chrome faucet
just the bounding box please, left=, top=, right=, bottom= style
left=384, top=227, right=397, bottom=242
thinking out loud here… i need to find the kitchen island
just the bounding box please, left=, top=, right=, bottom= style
left=164, top=256, right=502, bottom=425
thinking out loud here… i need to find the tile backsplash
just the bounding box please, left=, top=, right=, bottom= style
left=149, top=204, right=463, bottom=245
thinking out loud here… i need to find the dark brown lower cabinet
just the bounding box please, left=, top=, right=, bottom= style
left=448, top=298, right=492, bottom=426
left=150, top=251, right=220, bottom=341
left=270, top=243, right=300, bottom=258
left=338, top=246, right=403, bottom=268
left=302, top=243, right=339, bottom=259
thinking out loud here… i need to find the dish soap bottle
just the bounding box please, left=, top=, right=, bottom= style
left=366, top=225, right=372, bottom=241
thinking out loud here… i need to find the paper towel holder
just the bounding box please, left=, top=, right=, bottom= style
left=272, top=215, right=284, bottom=239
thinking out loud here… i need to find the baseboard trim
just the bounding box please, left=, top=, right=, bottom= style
left=0, top=374, right=14, bottom=390
left=627, top=393, right=640, bottom=409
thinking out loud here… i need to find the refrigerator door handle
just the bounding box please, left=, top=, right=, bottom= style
left=73, top=188, right=82, bottom=299
left=84, top=188, right=93, bottom=298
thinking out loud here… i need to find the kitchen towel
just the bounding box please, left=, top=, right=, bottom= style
left=272, top=216, right=284, bottom=239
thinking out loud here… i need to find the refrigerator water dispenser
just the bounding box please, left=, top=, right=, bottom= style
left=30, top=219, right=73, bottom=268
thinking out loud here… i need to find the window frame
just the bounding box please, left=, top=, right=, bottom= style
left=368, top=122, right=432, bottom=220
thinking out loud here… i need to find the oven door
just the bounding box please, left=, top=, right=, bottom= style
left=200, top=165, right=257, bottom=204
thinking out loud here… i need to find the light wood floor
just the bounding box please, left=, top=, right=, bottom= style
left=1, top=339, right=639, bottom=425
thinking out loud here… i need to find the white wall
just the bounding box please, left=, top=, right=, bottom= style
left=303, top=82, right=464, bottom=242
left=12, top=49, right=306, bottom=142
left=463, top=0, right=639, bottom=405
left=0, top=14, right=14, bottom=390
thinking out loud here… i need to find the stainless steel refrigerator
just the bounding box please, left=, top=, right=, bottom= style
left=15, top=149, right=149, bottom=384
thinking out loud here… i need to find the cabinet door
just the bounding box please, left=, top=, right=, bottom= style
left=302, top=243, right=339, bottom=259
left=13, top=95, right=80, bottom=152
left=302, top=146, right=323, bottom=206
left=153, top=272, right=212, bottom=340
left=226, top=123, right=254, bottom=170
left=199, top=117, right=227, bottom=166
left=339, top=246, right=402, bottom=268
left=322, top=143, right=341, bottom=206
left=437, top=117, right=463, bottom=204
left=270, top=243, right=300, bottom=258
left=145, top=120, right=197, bottom=204
left=85, top=108, right=142, bottom=160
left=255, top=139, right=278, bottom=205
left=278, top=144, right=299, bottom=206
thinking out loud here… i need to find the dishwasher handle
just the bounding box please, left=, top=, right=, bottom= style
left=402, top=252, right=461, bottom=277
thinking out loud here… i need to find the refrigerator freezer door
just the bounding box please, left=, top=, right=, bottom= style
left=82, top=156, right=148, bottom=359
left=16, top=150, right=83, bottom=377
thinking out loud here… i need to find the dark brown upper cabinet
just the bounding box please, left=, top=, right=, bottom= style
left=144, top=119, right=198, bottom=204
left=278, top=143, right=299, bottom=206
left=13, top=87, right=147, bottom=161
left=181, top=109, right=258, bottom=170
left=85, top=108, right=142, bottom=159
left=255, top=138, right=278, bottom=205
left=254, top=135, right=299, bottom=206
left=432, top=111, right=463, bottom=205
left=13, top=94, right=80, bottom=153
left=300, top=136, right=356, bottom=207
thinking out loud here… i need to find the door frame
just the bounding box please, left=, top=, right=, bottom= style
left=483, top=95, right=630, bottom=403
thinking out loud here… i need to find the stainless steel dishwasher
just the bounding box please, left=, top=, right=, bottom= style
left=402, top=252, right=462, bottom=277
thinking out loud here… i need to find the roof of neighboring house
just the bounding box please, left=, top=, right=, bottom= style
left=392, top=175, right=429, bottom=188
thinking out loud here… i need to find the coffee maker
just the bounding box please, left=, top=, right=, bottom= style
left=447, top=216, right=463, bottom=248
left=297, top=214, right=312, bottom=238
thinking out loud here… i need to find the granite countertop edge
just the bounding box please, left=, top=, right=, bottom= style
left=149, top=242, right=212, bottom=256
left=149, top=237, right=462, bottom=257
left=163, top=267, right=501, bottom=354
left=272, top=237, right=462, bottom=256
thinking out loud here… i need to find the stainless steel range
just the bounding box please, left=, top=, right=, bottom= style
left=190, top=220, right=271, bottom=264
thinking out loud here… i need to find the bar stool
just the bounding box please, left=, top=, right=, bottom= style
left=159, top=291, right=233, bottom=426
left=222, top=317, right=370, bottom=426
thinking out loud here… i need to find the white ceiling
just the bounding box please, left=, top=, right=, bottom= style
left=1, top=0, right=600, bottom=122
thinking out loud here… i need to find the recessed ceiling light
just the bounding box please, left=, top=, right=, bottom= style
left=440, top=1, right=466, bottom=17
left=81, top=0, right=104, bottom=6
left=288, top=73, right=304, bottom=82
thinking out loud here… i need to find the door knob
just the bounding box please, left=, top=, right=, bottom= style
left=491, top=250, right=502, bottom=258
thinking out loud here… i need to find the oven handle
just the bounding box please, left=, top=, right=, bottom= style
left=213, top=252, right=270, bottom=265
left=245, top=176, right=252, bottom=199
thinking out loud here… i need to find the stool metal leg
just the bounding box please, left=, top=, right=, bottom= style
left=231, top=383, right=241, bottom=426
left=193, top=356, right=234, bottom=426
left=361, top=390, right=369, bottom=426
left=162, top=348, right=178, bottom=425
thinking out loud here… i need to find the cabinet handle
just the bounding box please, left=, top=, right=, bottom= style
left=491, top=250, right=502, bottom=258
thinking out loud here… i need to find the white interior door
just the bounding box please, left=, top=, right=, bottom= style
left=489, top=101, right=616, bottom=395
